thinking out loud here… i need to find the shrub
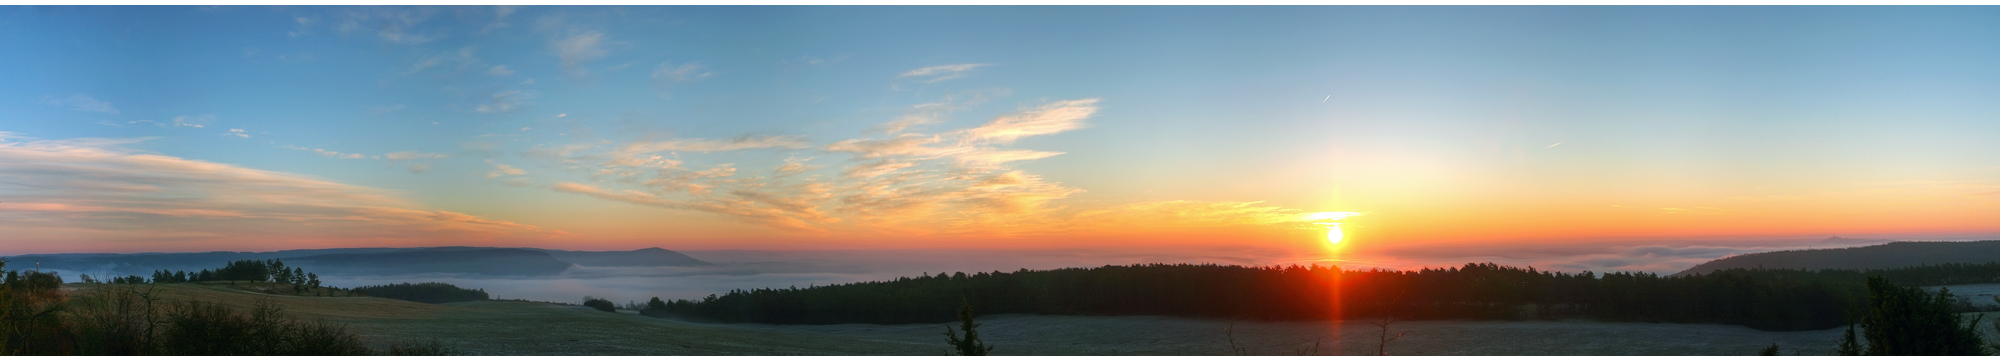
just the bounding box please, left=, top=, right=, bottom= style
left=582, top=297, right=616, bottom=313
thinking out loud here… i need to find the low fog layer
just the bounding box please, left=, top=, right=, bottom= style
left=27, top=236, right=1980, bottom=305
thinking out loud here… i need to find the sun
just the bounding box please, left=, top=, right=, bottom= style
left=1325, top=223, right=1345, bottom=244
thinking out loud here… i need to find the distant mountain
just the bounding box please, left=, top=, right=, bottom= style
left=1674, top=240, right=2000, bottom=276
left=289, top=248, right=574, bottom=276
left=2, top=246, right=710, bottom=278
left=539, top=247, right=711, bottom=267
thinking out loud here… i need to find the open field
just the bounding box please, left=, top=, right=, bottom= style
left=73, top=283, right=2000, bottom=356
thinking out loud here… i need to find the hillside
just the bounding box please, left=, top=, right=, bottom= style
left=70, top=282, right=1883, bottom=355
left=1675, top=241, right=2000, bottom=276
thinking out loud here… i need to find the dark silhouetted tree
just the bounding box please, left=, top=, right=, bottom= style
left=1838, top=323, right=1862, bottom=355
left=1857, top=277, right=1989, bottom=355
left=583, top=297, right=616, bottom=313
left=944, top=298, right=992, bottom=356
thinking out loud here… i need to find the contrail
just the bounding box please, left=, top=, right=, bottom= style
left=1321, top=95, right=1330, bottom=103
left=1546, top=142, right=1562, bottom=148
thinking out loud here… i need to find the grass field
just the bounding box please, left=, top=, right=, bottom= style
left=76, top=282, right=2000, bottom=356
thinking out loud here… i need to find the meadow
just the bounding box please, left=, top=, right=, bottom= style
left=62, top=282, right=1993, bottom=356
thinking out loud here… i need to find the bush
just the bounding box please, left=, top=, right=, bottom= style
left=582, top=297, right=616, bottom=313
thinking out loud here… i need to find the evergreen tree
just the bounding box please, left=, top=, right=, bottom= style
left=943, top=298, right=992, bottom=356
left=1857, top=277, right=1989, bottom=355
left=1837, top=323, right=1862, bottom=355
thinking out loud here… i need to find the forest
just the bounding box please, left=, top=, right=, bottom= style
left=642, top=262, right=2000, bottom=331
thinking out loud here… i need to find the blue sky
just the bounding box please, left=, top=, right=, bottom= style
left=4, top=6, right=1999, bottom=272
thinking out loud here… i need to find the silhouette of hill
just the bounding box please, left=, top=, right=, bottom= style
left=1674, top=240, right=2000, bottom=276
left=289, top=248, right=574, bottom=276
left=539, top=247, right=711, bottom=267
left=3, top=246, right=710, bottom=277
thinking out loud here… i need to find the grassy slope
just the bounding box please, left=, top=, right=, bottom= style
left=85, top=282, right=2000, bottom=356
left=87, top=283, right=933, bottom=355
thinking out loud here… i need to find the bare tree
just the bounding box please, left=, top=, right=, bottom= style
left=1368, top=291, right=1408, bottom=356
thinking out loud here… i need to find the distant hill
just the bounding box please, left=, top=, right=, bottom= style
left=289, top=248, right=574, bottom=276
left=540, top=247, right=711, bottom=267
left=3, top=246, right=710, bottom=278
left=1674, top=240, right=2000, bottom=276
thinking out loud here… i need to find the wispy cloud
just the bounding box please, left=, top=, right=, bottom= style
left=553, top=31, right=608, bottom=70
left=0, top=133, right=558, bottom=253
left=41, top=94, right=120, bottom=114
left=475, top=90, right=534, bottom=114
left=898, top=63, right=991, bottom=83
left=486, top=159, right=527, bottom=178
left=226, top=129, right=250, bottom=138
left=384, top=151, right=449, bottom=160
left=328, top=6, right=445, bottom=46
left=869, top=89, right=1009, bottom=134
left=617, top=135, right=808, bottom=155
left=170, top=114, right=215, bottom=128
left=956, top=99, right=1098, bottom=144
left=282, top=145, right=369, bottom=159
left=650, top=62, right=713, bottom=97
left=488, top=65, right=515, bottom=76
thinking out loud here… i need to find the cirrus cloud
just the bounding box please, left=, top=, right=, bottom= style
left=0, top=132, right=560, bottom=254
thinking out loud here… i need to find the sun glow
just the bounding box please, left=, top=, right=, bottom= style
left=1303, top=211, right=1362, bottom=245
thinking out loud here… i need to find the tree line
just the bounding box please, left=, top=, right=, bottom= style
left=641, top=262, right=2000, bottom=331
left=88, top=259, right=325, bottom=294
left=349, top=282, right=490, bottom=304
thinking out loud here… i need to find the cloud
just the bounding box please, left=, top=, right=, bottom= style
left=282, top=145, right=369, bottom=159
left=488, top=65, right=515, bottom=76
left=226, top=129, right=250, bottom=138
left=406, top=163, right=431, bottom=174
left=650, top=62, right=713, bottom=97
left=866, top=89, right=1010, bottom=135
left=486, top=160, right=527, bottom=178
left=553, top=31, right=608, bottom=70
left=384, top=151, right=449, bottom=160
left=956, top=99, right=1098, bottom=144
left=42, top=94, right=120, bottom=114
left=330, top=7, right=444, bottom=45
left=615, top=135, right=808, bottom=156
left=651, top=62, right=712, bottom=83
left=475, top=90, right=534, bottom=113
left=170, top=114, right=215, bottom=128
left=0, top=133, right=558, bottom=253
left=551, top=182, right=828, bottom=232
left=841, top=160, right=918, bottom=180
left=898, top=63, right=991, bottom=83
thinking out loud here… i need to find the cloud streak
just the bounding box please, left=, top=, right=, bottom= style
left=899, top=63, right=990, bottom=83
left=0, top=132, right=559, bottom=254
left=43, top=94, right=120, bottom=114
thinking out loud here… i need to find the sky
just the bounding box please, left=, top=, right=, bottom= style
left=4, top=6, right=2000, bottom=273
